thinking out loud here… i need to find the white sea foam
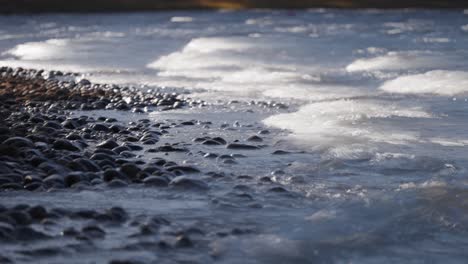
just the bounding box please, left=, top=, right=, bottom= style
left=380, top=70, right=468, bottom=96
left=170, top=16, right=193, bottom=23
left=263, top=100, right=431, bottom=155
left=462, top=24, right=468, bottom=32
left=346, top=51, right=459, bottom=72
left=5, top=39, right=73, bottom=60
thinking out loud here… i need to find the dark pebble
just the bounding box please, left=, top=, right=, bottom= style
left=226, top=143, right=259, bottom=150
left=143, top=176, right=169, bottom=187
left=169, top=176, right=208, bottom=190
left=97, top=139, right=119, bottom=149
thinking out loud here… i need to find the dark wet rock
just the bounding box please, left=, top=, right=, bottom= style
left=259, top=176, right=273, bottom=183
left=109, top=125, right=122, bottom=133
left=43, top=173, right=65, bottom=185
left=120, top=163, right=141, bottom=180
left=258, top=130, right=270, bottom=135
left=166, top=165, right=200, bottom=174
left=226, top=143, right=259, bottom=150
left=7, top=210, right=32, bottom=225
left=107, top=207, right=128, bottom=222
left=202, top=139, right=223, bottom=145
left=72, top=209, right=97, bottom=219
left=247, top=135, right=263, bottom=142
left=91, top=123, right=109, bottom=132
left=53, top=139, right=81, bottom=151
left=271, top=169, right=285, bottom=176
left=91, top=153, right=115, bottom=162
left=17, top=247, right=64, bottom=257
left=2, top=137, right=34, bottom=148
left=170, top=176, right=208, bottom=190
left=62, top=227, right=79, bottom=237
left=125, top=144, right=143, bottom=151
left=65, top=133, right=83, bottom=141
left=268, top=186, right=289, bottom=193
left=180, top=121, right=195, bottom=126
left=175, top=234, right=193, bottom=248
left=97, top=139, right=119, bottom=149
left=15, top=226, right=50, bottom=241
left=142, top=139, right=158, bottom=145
left=272, top=150, right=291, bottom=155
left=0, top=255, right=12, bottom=263
left=103, top=169, right=127, bottom=182
left=143, top=176, right=169, bottom=187
left=74, top=158, right=100, bottom=172
left=237, top=175, right=253, bottom=180
left=39, top=161, right=67, bottom=175
left=44, top=121, right=63, bottom=130
left=203, top=153, right=218, bottom=159
left=62, top=119, right=80, bottom=129
left=155, top=145, right=188, bottom=152
left=112, top=146, right=131, bottom=154
left=82, top=225, right=105, bottom=238
left=212, top=137, right=227, bottom=145
left=24, top=182, right=43, bottom=191
left=94, top=148, right=116, bottom=156
left=64, top=173, right=82, bottom=187
left=109, top=259, right=145, bottom=264
left=108, top=179, right=128, bottom=188
left=28, top=206, right=47, bottom=220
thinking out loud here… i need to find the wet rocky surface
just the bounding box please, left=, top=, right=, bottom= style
left=0, top=67, right=306, bottom=263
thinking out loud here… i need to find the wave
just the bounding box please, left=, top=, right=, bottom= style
left=380, top=70, right=468, bottom=96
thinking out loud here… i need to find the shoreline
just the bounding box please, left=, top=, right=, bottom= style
left=1, top=0, right=468, bottom=14
left=0, top=66, right=289, bottom=263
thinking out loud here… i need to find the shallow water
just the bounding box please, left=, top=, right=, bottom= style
left=2, top=9, right=468, bottom=263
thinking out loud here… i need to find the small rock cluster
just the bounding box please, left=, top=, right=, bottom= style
left=0, top=66, right=204, bottom=112
left=0, top=67, right=210, bottom=193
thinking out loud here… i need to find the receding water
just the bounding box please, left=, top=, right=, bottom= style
left=2, top=9, right=468, bottom=263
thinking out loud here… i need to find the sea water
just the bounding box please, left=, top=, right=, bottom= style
left=1, top=9, right=468, bottom=263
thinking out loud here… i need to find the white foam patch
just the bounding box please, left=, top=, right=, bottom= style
left=263, top=84, right=367, bottom=101
left=263, top=100, right=431, bottom=155
left=148, top=37, right=324, bottom=93
left=170, top=16, right=193, bottom=23
left=462, top=24, right=468, bottom=32
left=346, top=51, right=460, bottom=72
left=380, top=70, right=468, bottom=96
left=5, top=39, right=74, bottom=60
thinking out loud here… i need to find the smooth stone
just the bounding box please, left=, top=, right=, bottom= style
left=2, top=137, right=34, bottom=148
left=107, top=179, right=128, bottom=188
left=120, top=163, right=141, bottom=180
left=175, top=235, right=193, bottom=248
left=27, top=206, right=47, bottom=220
left=169, top=176, right=208, bottom=190
left=91, top=124, right=109, bottom=132
left=268, top=186, right=289, bottom=193
left=247, top=135, right=263, bottom=142
left=166, top=165, right=200, bottom=174
left=103, top=169, right=127, bottom=182
left=226, top=143, right=259, bottom=150
left=81, top=225, right=105, bottom=238
left=272, top=150, right=291, bottom=155
left=53, top=139, right=81, bottom=152
left=96, top=139, right=119, bottom=149
left=14, top=226, right=50, bottom=241
left=143, top=176, right=169, bottom=187
left=203, top=153, right=218, bottom=159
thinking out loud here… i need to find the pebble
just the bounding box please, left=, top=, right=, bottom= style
left=143, top=176, right=169, bottom=187
left=96, top=139, right=119, bottom=149
left=226, top=143, right=259, bottom=150
left=53, top=139, right=81, bottom=152
left=169, top=176, right=209, bottom=190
